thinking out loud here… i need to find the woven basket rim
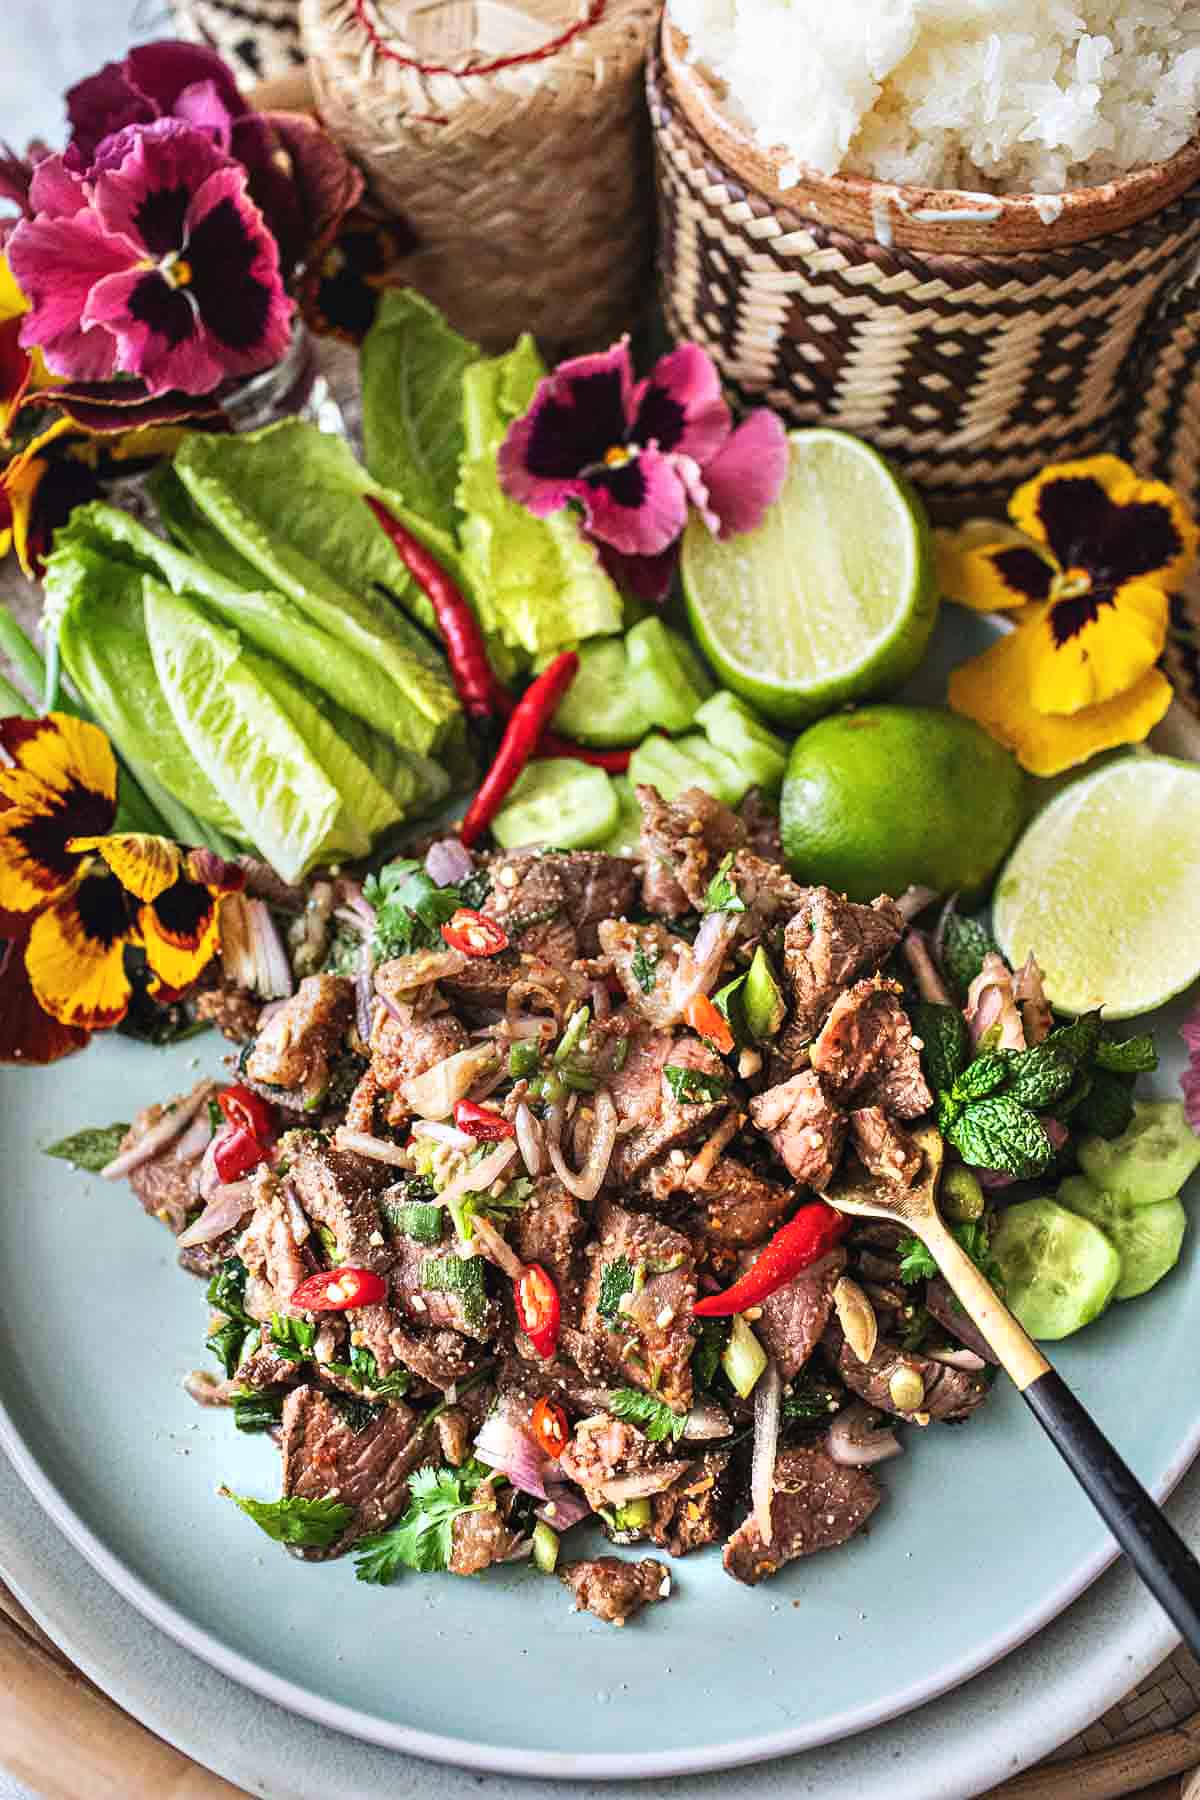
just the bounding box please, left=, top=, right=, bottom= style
left=662, top=19, right=1200, bottom=253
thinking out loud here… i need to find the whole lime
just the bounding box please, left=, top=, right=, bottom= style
left=780, top=705, right=1026, bottom=901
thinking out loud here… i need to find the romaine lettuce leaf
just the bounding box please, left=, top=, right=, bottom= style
left=172, top=423, right=462, bottom=749
left=142, top=578, right=352, bottom=881
left=361, top=289, right=479, bottom=534
left=43, top=530, right=245, bottom=844
left=456, top=336, right=622, bottom=659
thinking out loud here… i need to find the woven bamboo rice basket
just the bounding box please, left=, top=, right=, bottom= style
left=650, top=21, right=1200, bottom=519
left=299, top=0, right=660, bottom=352
left=169, top=0, right=305, bottom=82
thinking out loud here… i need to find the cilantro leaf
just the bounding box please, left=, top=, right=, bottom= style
left=365, top=859, right=463, bottom=963
left=692, top=1317, right=729, bottom=1391
left=269, top=1313, right=317, bottom=1361
left=607, top=1387, right=688, bottom=1442
left=952, top=1053, right=1009, bottom=1103
left=898, top=1218, right=1002, bottom=1290
left=597, top=1254, right=636, bottom=1323
left=998, top=1043, right=1076, bottom=1110
left=781, top=1376, right=842, bottom=1422
left=1075, top=1068, right=1137, bottom=1139
left=353, top=1463, right=491, bottom=1582
left=1095, top=1032, right=1158, bottom=1075
left=43, top=1122, right=130, bottom=1172
left=898, top=1237, right=938, bottom=1283
left=631, top=943, right=660, bottom=994
left=702, top=853, right=746, bottom=915
left=326, top=1344, right=411, bottom=1398
left=912, top=1002, right=968, bottom=1096
left=944, top=1096, right=1055, bottom=1179
left=664, top=1064, right=727, bottom=1104
left=225, top=1489, right=354, bottom=1549
left=940, top=914, right=998, bottom=1000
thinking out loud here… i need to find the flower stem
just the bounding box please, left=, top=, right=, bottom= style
left=0, top=608, right=46, bottom=706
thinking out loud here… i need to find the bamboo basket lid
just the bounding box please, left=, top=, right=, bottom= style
left=661, top=19, right=1200, bottom=255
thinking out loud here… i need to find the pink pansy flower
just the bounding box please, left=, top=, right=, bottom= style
left=1182, top=1001, right=1200, bottom=1133
left=8, top=120, right=292, bottom=397
left=498, top=338, right=787, bottom=571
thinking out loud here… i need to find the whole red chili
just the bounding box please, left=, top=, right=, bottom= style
left=531, top=1395, right=570, bottom=1458
left=289, top=1266, right=389, bottom=1312
left=441, top=907, right=509, bottom=957
left=693, top=1202, right=849, bottom=1317
left=492, top=689, right=633, bottom=772
left=454, top=1099, right=516, bottom=1141
left=460, top=651, right=580, bottom=848
left=217, top=1083, right=276, bottom=1144
left=212, top=1124, right=269, bottom=1185
left=514, top=1262, right=561, bottom=1358
left=364, top=495, right=503, bottom=720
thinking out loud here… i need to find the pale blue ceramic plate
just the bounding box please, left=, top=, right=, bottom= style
left=1, top=612, right=1198, bottom=1780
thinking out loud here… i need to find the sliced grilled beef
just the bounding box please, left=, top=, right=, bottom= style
left=826, top=1329, right=990, bottom=1421
left=438, top=947, right=522, bottom=1013
left=285, top=1137, right=399, bottom=1372
left=560, top=1556, right=672, bottom=1625
left=579, top=1199, right=697, bottom=1408
left=738, top=790, right=785, bottom=865
left=392, top=1236, right=499, bottom=1342
left=848, top=1107, right=923, bottom=1185
left=237, top=1166, right=311, bottom=1312
left=513, top=1177, right=585, bottom=1309
left=387, top=1323, right=482, bottom=1389
left=279, top=1384, right=424, bottom=1557
left=810, top=978, right=932, bottom=1119
left=194, top=983, right=261, bottom=1043
left=449, top=1486, right=525, bottom=1574
left=727, top=851, right=807, bottom=937
left=609, top=1034, right=730, bottom=1186
left=120, top=1097, right=209, bottom=1235
left=557, top=1415, right=688, bottom=1508
left=600, top=920, right=689, bottom=1021
left=650, top=1451, right=733, bottom=1557
left=637, top=784, right=745, bottom=910
left=485, top=849, right=639, bottom=958
left=754, top=1249, right=845, bottom=1379
left=924, top=1277, right=1000, bottom=1366
left=723, top=1445, right=881, bottom=1585
left=659, top=1156, right=796, bottom=1249
left=777, top=888, right=905, bottom=1056
left=369, top=1006, right=468, bottom=1122
left=748, top=1069, right=847, bottom=1189
left=244, top=975, right=353, bottom=1108
left=236, top=1339, right=302, bottom=1392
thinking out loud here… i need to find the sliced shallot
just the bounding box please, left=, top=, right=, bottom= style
left=682, top=1398, right=732, bottom=1440
left=410, top=1120, right=476, bottom=1152
left=545, top=1087, right=616, bottom=1203
left=827, top=1400, right=903, bottom=1468
left=667, top=911, right=739, bottom=1020
left=437, top=1140, right=519, bottom=1212
left=751, top=1358, right=782, bottom=1544
left=100, top=1079, right=218, bottom=1180
left=332, top=1128, right=412, bottom=1167
left=425, top=837, right=475, bottom=888
left=926, top=1346, right=987, bottom=1372
left=514, top=1102, right=545, bottom=1177
left=470, top=1213, right=526, bottom=1281
left=597, top=1461, right=692, bottom=1505
left=474, top=1413, right=550, bottom=1499
left=177, top=1181, right=254, bottom=1247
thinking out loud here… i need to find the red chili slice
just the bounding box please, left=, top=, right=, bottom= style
left=693, top=1202, right=849, bottom=1317
left=289, top=1266, right=389, bottom=1312
left=217, top=1083, right=276, bottom=1144
left=513, top=1262, right=561, bottom=1359
left=531, top=1395, right=570, bottom=1459
left=454, top=1099, right=516, bottom=1141
left=212, top=1124, right=269, bottom=1184
left=441, top=907, right=509, bottom=957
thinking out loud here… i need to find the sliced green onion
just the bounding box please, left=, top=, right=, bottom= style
left=554, top=1006, right=590, bottom=1067
left=611, top=1497, right=651, bottom=1531
left=532, top=1520, right=560, bottom=1573
left=722, top=1313, right=768, bottom=1399
left=509, top=1040, right=541, bottom=1080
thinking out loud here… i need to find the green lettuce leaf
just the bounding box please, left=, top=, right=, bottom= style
left=142, top=577, right=350, bottom=881
left=360, top=289, right=480, bottom=534
left=172, top=422, right=461, bottom=750
left=43, top=523, right=245, bottom=844
left=456, top=336, right=623, bottom=660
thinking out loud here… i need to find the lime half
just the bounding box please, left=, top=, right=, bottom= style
left=681, top=428, right=938, bottom=725
left=992, top=756, right=1200, bottom=1018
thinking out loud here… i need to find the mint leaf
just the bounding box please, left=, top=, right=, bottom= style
left=702, top=852, right=745, bottom=915
left=664, top=1064, right=727, bottom=1104
left=44, top=1121, right=130, bottom=1172
left=912, top=1002, right=968, bottom=1096
left=1044, top=1010, right=1103, bottom=1066
left=597, top=1254, right=636, bottom=1323
left=940, top=914, right=997, bottom=1000
left=607, top=1387, right=688, bottom=1442
left=781, top=1376, right=842, bottom=1421
left=206, top=1257, right=252, bottom=1323
left=952, top=1053, right=1009, bottom=1104
left=207, top=1318, right=249, bottom=1379
left=233, top=1391, right=285, bottom=1433
left=1075, top=1068, right=1136, bottom=1139
left=353, top=1462, right=491, bottom=1582
left=225, top=1490, right=353, bottom=1549
left=269, top=1314, right=317, bottom=1361
left=999, top=1044, right=1076, bottom=1110
left=945, top=1096, right=1054, bottom=1178
left=326, top=1344, right=411, bottom=1398
left=1094, top=1033, right=1158, bottom=1075
left=692, top=1317, right=728, bottom=1390
left=631, top=944, right=660, bottom=994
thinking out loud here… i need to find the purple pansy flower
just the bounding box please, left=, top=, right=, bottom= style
left=1183, top=1000, right=1200, bottom=1133
left=498, top=338, right=788, bottom=568
left=8, top=120, right=292, bottom=397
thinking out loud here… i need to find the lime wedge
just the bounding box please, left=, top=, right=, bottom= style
left=992, top=757, right=1200, bottom=1018
left=681, top=428, right=938, bottom=725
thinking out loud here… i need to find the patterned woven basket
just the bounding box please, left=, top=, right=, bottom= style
left=299, top=0, right=659, bottom=353
left=169, top=0, right=305, bottom=81
left=648, top=26, right=1200, bottom=522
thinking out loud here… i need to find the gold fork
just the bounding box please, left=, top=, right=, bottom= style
left=826, top=1126, right=1200, bottom=1654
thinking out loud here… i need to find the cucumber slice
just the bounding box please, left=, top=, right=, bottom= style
left=695, top=691, right=789, bottom=794
left=990, top=1197, right=1121, bottom=1339
left=490, top=757, right=618, bottom=850
left=673, top=734, right=749, bottom=807
left=550, top=637, right=651, bottom=748
left=626, top=618, right=714, bottom=733
left=1078, top=1101, right=1200, bottom=1206
left=596, top=775, right=644, bottom=855
left=1057, top=1175, right=1187, bottom=1301
left=628, top=733, right=714, bottom=803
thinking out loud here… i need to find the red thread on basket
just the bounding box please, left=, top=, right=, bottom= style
left=353, top=0, right=607, bottom=78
